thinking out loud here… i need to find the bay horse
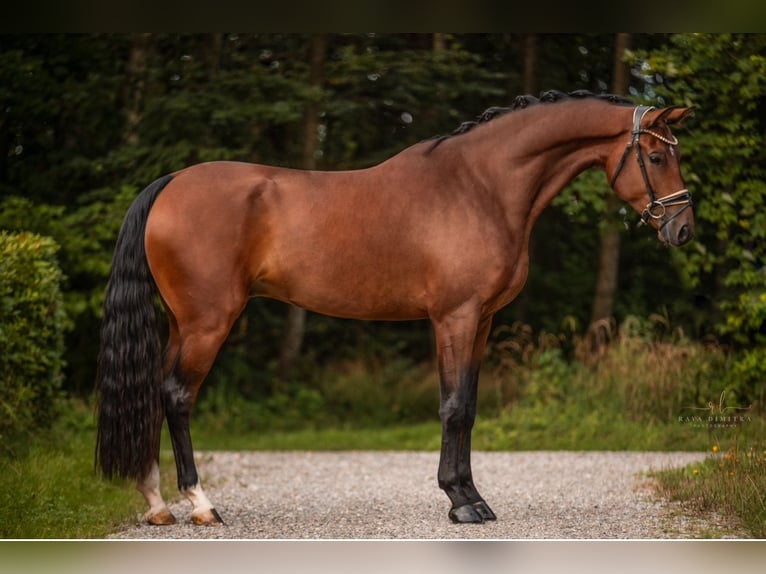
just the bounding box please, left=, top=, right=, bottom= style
left=96, top=90, right=695, bottom=526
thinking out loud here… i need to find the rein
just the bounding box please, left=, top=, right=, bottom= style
left=610, top=105, right=692, bottom=228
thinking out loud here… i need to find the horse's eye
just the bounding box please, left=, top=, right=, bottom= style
left=649, top=153, right=664, bottom=165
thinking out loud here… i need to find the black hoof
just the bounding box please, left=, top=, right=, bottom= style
left=210, top=508, right=224, bottom=524
left=472, top=500, right=497, bottom=521
left=449, top=504, right=484, bottom=524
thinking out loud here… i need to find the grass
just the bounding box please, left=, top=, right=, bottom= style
left=191, top=406, right=724, bottom=453
left=0, top=401, right=176, bottom=539
left=651, top=440, right=766, bottom=538
left=192, top=420, right=442, bottom=451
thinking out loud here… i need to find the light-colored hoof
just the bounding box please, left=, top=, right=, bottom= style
left=145, top=507, right=177, bottom=525
left=191, top=508, right=224, bottom=526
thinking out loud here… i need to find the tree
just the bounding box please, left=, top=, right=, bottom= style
left=633, top=34, right=766, bottom=345
left=591, top=33, right=632, bottom=325
left=523, top=33, right=538, bottom=95
left=632, top=34, right=766, bottom=407
left=2, top=34, right=705, bottom=399
left=121, top=33, right=151, bottom=145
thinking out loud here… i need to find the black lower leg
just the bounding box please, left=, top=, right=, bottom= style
left=162, top=373, right=199, bottom=491
left=456, top=424, right=495, bottom=520
left=438, top=431, right=480, bottom=523
left=438, top=368, right=495, bottom=523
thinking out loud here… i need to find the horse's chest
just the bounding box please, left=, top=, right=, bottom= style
left=486, top=249, right=531, bottom=314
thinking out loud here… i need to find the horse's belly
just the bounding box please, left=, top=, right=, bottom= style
left=253, top=271, right=430, bottom=321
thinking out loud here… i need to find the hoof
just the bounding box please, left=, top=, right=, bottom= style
left=191, top=508, right=224, bottom=526
left=146, top=508, right=177, bottom=526
left=472, top=500, right=497, bottom=521
left=448, top=504, right=484, bottom=524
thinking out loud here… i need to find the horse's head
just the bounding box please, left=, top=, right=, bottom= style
left=607, top=105, right=695, bottom=246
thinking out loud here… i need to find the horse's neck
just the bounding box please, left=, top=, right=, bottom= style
left=477, top=102, right=630, bottom=234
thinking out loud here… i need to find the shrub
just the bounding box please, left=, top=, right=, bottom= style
left=726, top=346, right=766, bottom=416
left=486, top=316, right=732, bottom=425
left=0, top=232, right=68, bottom=444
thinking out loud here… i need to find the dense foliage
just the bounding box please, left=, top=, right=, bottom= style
left=0, top=34, right=763, bottom=428
left=0, top=232, right=67, bottom=441
left=631, top=33, right=766, bottom=410
left=632, top=34, right=766, bottom=344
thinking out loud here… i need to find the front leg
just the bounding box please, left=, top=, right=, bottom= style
left=432, top=311, right=496, bottom=524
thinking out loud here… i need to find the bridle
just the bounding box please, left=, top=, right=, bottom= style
left=610, top=105, right=693, bottom=228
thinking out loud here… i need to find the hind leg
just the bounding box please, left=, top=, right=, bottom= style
left=134, top=302, right=239, bottom=526
left=163, top=369, right=222, bottom=526
left=135, top=321, right=180, bottom=525
left=137, top=460, right=176, bottom=525
left=143, top=186, right=251, bottom=525
left=164, top=309, right=241, bottom=526
left=163, top=362, right=221, bottom=526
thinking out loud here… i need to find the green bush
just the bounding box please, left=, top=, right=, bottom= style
left=0, top=232, right=68, bottom=443
left=196, top=355, right=440, bottom=433
left=726, top=346, right=766, bottom=414
left=486, top=316, right=735, bottom=426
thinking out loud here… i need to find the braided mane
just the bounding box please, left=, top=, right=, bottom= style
left=426, top=89, right=633, bottom=153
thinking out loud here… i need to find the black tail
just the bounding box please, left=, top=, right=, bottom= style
left=95, top=174, right=174, bottom=481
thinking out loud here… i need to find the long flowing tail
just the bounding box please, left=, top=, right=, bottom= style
left=95, top=174, right=174, bottom=481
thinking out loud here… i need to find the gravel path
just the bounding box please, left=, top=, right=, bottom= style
left=109, top=450, right=740, bottom=539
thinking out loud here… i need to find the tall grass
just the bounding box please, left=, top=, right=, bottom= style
left=195, top=355, right=441, bottom=434
left=193, top=314, right=758, bottom=453
left=0, top=400, right=175, bottom=539
left=485, top=316, right=733, bottom=423
left=471, top=315, right=762, bottom=451
left=652, top=443, right=766, bottom=538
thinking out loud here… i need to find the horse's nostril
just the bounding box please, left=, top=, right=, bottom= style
left=677, top=224, right=691, bottom=245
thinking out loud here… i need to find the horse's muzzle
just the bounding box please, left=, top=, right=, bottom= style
left=660, top=221, right=694, bottom=246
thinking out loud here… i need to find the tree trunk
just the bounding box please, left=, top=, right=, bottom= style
left=590, top=33, right=632, bottom=327
left=206, top=33, right=223, bottom=78
left=278, top=34, right=328, bottom=377
left=122, top=33, right=151, bottom=145
left=590, top=193, right=622, bottom=324
left=433, top=33, right=447, bottom=52
left=523, top=33, right=538, bottom=95
left=512, top=33, right=539, bottom=325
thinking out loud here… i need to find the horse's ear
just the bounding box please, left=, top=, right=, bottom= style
left=651, top=106, right=695, bottom=126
